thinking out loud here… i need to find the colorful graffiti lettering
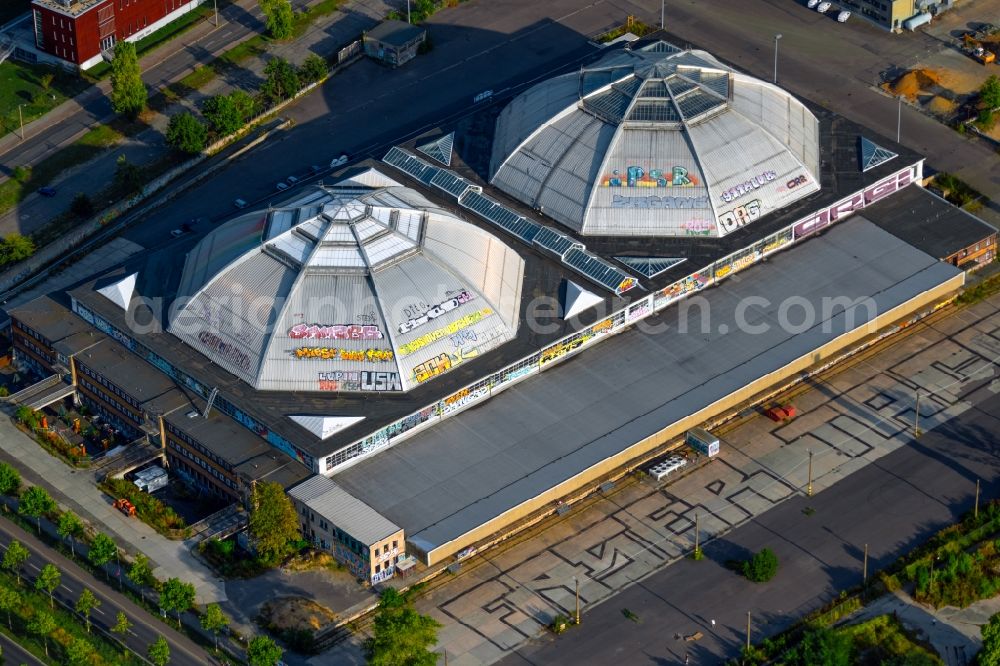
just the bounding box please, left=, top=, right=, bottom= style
left=602, top=165, right=698, bottom=188
left=198, top=331, right=253, bottom=372
left=360, top=371, right=401, bottom=392
left=714, top=250, right=761, bottom=280
left=539, top=334, right=593, bottom=367
left=289, top=324, right=382, bottom=340
left=683, top=219, right=714, bottom=236
left=719, top=171, right=776, bottom=203
left=717, top=200, right=762, bottom=234
left=399, top=308, right=493, bottom=356
left=397, top=290, right=476, bottom=334
left=776, top=174, right=809, bottom=194
left=449, top=329, right=478, bottom=347
left=616, top=277, right=638, bottom=294
left=412, top=349, right=478, bottom=383
left=611, top=195, right=710, bottom=209
left=294, top=347, right=395, bottom=361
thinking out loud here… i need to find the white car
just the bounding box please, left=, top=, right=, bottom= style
left=837, top=10, right=851, bottom=21
left=286, top=175, right=299, bottom=185
left=170, top=229, right=184, bottom=238
left=817, top=1, right=831, bottom=11
left=330, top=154, right=349, bottom=168
left=276, top=182, right=289, bottom=191
left=233, top=198, right=248, bottom=209
left=807, top=0, right=819, bottom=7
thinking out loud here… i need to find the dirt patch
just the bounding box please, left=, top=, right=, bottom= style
left=282, top=549, right=343, bottom=574
left=927, top=95, right=957, bottom=116
left=887, top=68, right=942, bottom=100
left=259, top=596, right=337, bottom=633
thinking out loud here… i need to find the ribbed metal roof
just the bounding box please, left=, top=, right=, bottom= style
left=289, top=475, right=400, bottom=546
left=170, top=171, right=524, bottom=394
left=490, top=40, right=821, bottom=237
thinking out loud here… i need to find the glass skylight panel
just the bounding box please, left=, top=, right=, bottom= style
left=614, top=256, right=686, bottom=278
left=296, top=217, right=325, bottom=241
left=583, top=88, right=633, bottom=123
left=628, top=101, right=680, bottom=122
left=666, top=75, right=697, bottom=95
left=640, top=80, right=670, bottom=98
left=364, top=233, right=416, bottom=265
left=430, top=170, right=472, bottom=199
left=266, top=210, right=296, bottom=240
left=395, top=210, right=423, bottom=241
left=354, top=218, right=385, bottom=241
left=563, top=248, right=634, bottom=292
left=533, top=227, right=578, bottom=258
left=322, top=224, right=355, bottom=243
left=676, top=90, right=727, bottom=119
left=369, top=206, right=393, bottom=225
left=310, top=246, right=366, bottom=268
left=457, top=190, right=540, bottom=243
left=267, top=233, right=312, bottom=266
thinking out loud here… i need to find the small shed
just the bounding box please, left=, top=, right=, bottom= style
left=363, top=20, right=426, bottom=67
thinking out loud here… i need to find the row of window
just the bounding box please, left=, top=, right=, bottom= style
left=168, top=456, right=234, bottom=499
left=76, top=362, right=145, bottom=412
left=164, top=422, right=233, bottom=473
left=14, top=321, right=49, bottom=348
left=78, top=394, right=139, bottom=440
left=166, top=438, right=237, bottom=490
left=79, top=377, right=143, bottom=425
left=15, top=335, right=52, bottom=366
left=302, top=506, right=369, bottom=558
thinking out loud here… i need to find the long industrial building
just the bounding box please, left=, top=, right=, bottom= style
left=6, top=37, right=996, bottom=578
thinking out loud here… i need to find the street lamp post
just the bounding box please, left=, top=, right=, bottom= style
left=18, top=104, right=25, bottom=141
left=913, top=391, right=921, bottom=437
left=661, top=0, right=665, bottom=29
left=407, top=0, right=411, bottom=24
left=574, top=577, right=581, bottom=625
left=773, top=34, right=782, bottom=84
left=897, top=96, right=902, bottom=143
left=806, top=450, right=813, bottom=497
left=214, top=0, right=219, bottom=27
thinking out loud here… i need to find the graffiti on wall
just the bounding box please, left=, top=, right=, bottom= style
left=317, top=370, right=402, bottom=392
left=776, top=174, right=809, bottom=194
left=601, top=165, right=699, bottom=188
left=397, top=290, right=476, bottom=334
left=719, top=170, right=777, bottom=203
left=683, top=219, right=715, bottom=236
left=412, top=349, right=478, bottom=383
left=198, top=331, right=253, bottom=372
left=398, top=309, right=493, bottom=357
left=289, top=324, right=383, bottom=340
left=611, top=195, right=710, bottom=209
left=539, top=333, right=594, bottom=367
left=717, top=200, right=762, bottom=234
left=294, top=347, right=395, bottom=361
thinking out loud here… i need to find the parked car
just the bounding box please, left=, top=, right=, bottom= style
left=817, top=1, right=831, bottom=11
left=837, top=10, right=851, bottom=22
left=310, top=165, right=323, bottom=174
left=286, top=175, right=300, bottom=185
left=276, top=182, right=289, bottom=191
left=233, top=198, right=248, bottom=209
left=330, top=154, right=349, bottom=168
left=37, top=186, right=57, bottom=197
left=170, top=229, right=184, bottom=238
left=807, top=0, right=819, bottom=7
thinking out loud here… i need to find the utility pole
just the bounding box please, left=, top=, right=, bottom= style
left=746, top=611, right=751, bottom=650
left=661, top=0, right=665, bottom=29
left=862, top=543, right=869, bottom=586
left=897, top=96, right=902, bottom=143
left=694, top=512, right=700, bottom=556
left=407, top=0, right=411, bottom=24
left=214, top=0, right=219, bottom=27
left=575, top=577, right=581, bottom=625
left=913, top=391, right=921, bottom=437
left=806, top=450, right=813, bottom=497
left=18, top=104, right=24, bottom=141
left=773, top=34, right=782, bottom=84
left=975, top=478, right=981, bottom=520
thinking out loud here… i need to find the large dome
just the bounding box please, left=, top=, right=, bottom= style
left=490, top=40, right=821, bottom=237
left=169, top=170, right=524, bottom=393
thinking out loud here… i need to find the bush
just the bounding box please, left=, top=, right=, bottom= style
left=0, top=234, right=36, bottom=265
left=743, top=548, right=779, bottom=583
left=165, top=112, right=207, bottom=154
left=70, top=193, right=94, bottom=218
left=11, top=166, right=30, bottom=182
left=261, top=57, right=300, bottom=105
left=101, top=477, right=186, bottom=535
left=298, top=54, right=328, bottom=84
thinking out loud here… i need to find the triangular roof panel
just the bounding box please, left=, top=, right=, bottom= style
left=562, top=280, right=603, bottom=320
left=417, top=132, right=454, bottom=166
left=615, top=257, right=686, bottom=279
left=860, top=136, right=897, bottom=173
left=96, top=273, right=137, bottom=310
left=290, top=415, right=365, bottom=440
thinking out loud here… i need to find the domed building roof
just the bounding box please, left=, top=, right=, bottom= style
left=169, top=171, right=524, bottom=393
left=489, top=40, right=821, bottom=237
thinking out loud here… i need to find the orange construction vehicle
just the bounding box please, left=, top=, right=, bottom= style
left=113, top=498, right=136, bottom=517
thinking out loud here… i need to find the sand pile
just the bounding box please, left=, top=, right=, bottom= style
left=888, top=68, right=942, bottom=100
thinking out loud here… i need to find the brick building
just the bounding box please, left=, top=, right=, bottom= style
left=31, top=0, right=206, bottom=70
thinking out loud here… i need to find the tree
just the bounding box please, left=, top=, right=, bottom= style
left=19, top=485, right=55, bottom=535
left=2, top=539, right=30, bottom=585
left=0, top=588, right=20, bottom=630
left=58, top=511, right=84, bottom=558
left=261, top=57, right=300, bottom=105
left=127, top=552, right=154, bottom=588
left=982, top=75, right=1000, bottom=110
left=248, top=480, right=300, bottom=564
left=230, top=89, right=258, bottom=124
left=35, top=563, right=60, bottom=609
left=28, top=609, right=56, bottom=657
left=66, top=636, right=95, bottom=666
left=743, top=547, right=779, bottom=583
left=165, top=112, right=207, bottom=154
left=0, top=234, right=36, bottom=265
left=147, top=635, right=171, bottom=666
left=247, top=635, right=283, bottom=666
left=786, top=626, right=852, bottom=666
left=14, top=406, right=38, bottom=429
left=115, top=154, right=144, bottom=195
left=298, top=54, right=328, bottom=84
left=200, top=603, right=230, bottom=652
left=88, top=532, right=118, bottom=580
left=260, top=0, right=293, bottom=39
left=981, top=612, right=1000, bottom=666
left=71, top=192, right=94, bottom=218
left=202, top=94, right=242, bottom=136
left=159, top=577, right=195, bottom=628
left=110, top=41, right=146, bottom=118
left=0, top=462, right=21, bottom=496
left=111, top=611, right=133, bottom=656
left=366, top=588, right=442, bottom=666
left=75, top=588, right=101, bottom=634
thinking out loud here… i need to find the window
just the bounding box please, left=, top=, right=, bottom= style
left=374, top=547, right=379, bottom=557
left=392, top=540, right=398, bottom=549
left=375, top=564, right=380, bottom=573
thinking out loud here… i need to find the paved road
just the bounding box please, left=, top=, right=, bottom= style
left=0, top=630, right=44, bottom=666
left=500, top=332, right=1000, bottom=664
left=0, top=518, right=211, bottom=666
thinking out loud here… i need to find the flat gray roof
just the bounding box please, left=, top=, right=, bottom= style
left=289, top=475, right=400, bottom=546
left=333, top=218, right=962, bottom=553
